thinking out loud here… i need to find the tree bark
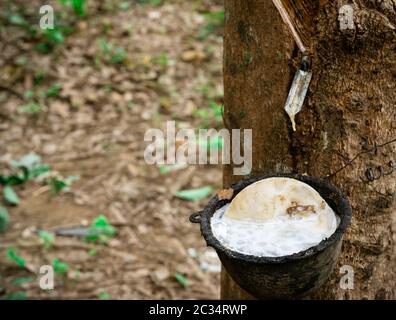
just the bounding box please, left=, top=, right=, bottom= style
left=222, top=0, right=396, bottom=299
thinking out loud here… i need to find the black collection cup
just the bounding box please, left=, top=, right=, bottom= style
left=189, top=173, right=352, bottom=299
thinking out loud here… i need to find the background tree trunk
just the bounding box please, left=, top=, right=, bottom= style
left=222, top=0, right=396, bottom=299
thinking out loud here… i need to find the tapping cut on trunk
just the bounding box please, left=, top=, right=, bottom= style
left=271, top=0, right=328, bottom=53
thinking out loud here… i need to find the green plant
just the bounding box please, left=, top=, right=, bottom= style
left=198, top=84, right=211, bottom=98
left=154, top=53, right=169, bottom=66
left=9, top=14, right=28, bottom=27
left=34, top=26, right=69, bottom=54
left=174, top=272, right=189, bottom=287
left=24, top=90, right=34, bottom=99
left=0, top=291, right=27, bottom=300
left=28, top=0, right=83, bottom=53
left=58, top=0, right=86, bottom=17
left=111, top=47, right=127, bottom=64
left=3, top=185, right=19, bottom=206
left=193, top=108, right=210, bottom=128
left=8, top=13, right=37, bottom=35
left=159, top=163, right=188, bottom=174
left=209, top=100, right=223, bottom=120
left=52, top=258, right=69, bottom=275
left=98, top=39, right=127, bottom=64
left=10, top=154, right=50, bottom=181
left=193, top=101, right=223, bottom=128
left=46, top=84, right=62, bottom=97
left=38, top=230, right=55, bottom=249
left=15, top=56, right=28, bottom=66
left=97, top=292, right=111, bottom=299
left=20, top=102, right=44, bottom=114
left=85, top=215, right=116, bottom=243
left=174, top=186, right=213, bottom=201
left=45, top=28, right=65, bottom=44
left=199, top=10, right=224, bottom=40
left=0, top=154, right=50, bottom=207
left=6, top=248, right=26, bottom=268
left=6, top=4, right=81, bottom=54
left=45, top=175, right=79, bottom=194
left=71, top=0, right=86, bottom=17
left=33, top=69, right=46, bottom=85
left=11, top=277, right=33, bottom=286
left=119, top=2, right=130, bottom=11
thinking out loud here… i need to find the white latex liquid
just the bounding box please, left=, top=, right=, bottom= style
left=211, top=203, right=339, bottom=257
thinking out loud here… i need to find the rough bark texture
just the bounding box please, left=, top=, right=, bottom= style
left=222, top=0, right=396, bottom=299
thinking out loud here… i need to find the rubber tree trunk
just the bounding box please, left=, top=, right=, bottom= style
left=222, top=0, right=396, bottom=299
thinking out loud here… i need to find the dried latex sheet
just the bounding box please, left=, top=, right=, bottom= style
left=212, top=178, right=339, bottom=257
left=224, top=177, right=335, bottom=230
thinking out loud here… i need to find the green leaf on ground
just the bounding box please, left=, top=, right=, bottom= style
left=29, top=165, right=51, bottom=179
left=35, top=43, right=52, bottom=54
left=46, top=175, right=79, bottom=194
left=11, top=154, right=41, bottom=170
left=38, top=230, right=55, bottom=248
left=10, top=153, right=50, bottom=182
left=9, top=15, right=27, bottom=27
left=174, top=186, right=213, bottom=201
left=1, top=154, right=50, bottom=188
left=52, top=258, right=69, bottom=275
left=11, top=277, right=33, bottom=286
left=85, top=215, right=116, bottom=242
left=3, top=186, right=20, bottom=206
left=97, top=292, right=111, bottom=299
left=119, top=2, right=130, bottom=11
left=199, top=10, right=224, bottom=39
left=46, top=84, right=62, bottom=97
left=1, top=291, right=27, bottom=300
left=24, top=90, right=34, bottom=99
left=0, top=173, right=25, bottom=186
left=6, top=248, right=26, bottom=268
left=72, top=0, right=86, bottom=17
left=15, top=56, right=28, bottom=66
left=209, top=101, right=223, bottom=118
left=159, top=163, right=188, bottom=174
left=111, top=47, right=127, bottom=64
left=20, top=102, right=44, bottom=114
left=154, top=53, right=169, bottom=66
left=45, top=28, right=64, bottom=44
left=98, top=39, right=127, bottom=64
left=49, top=178, right=67, bottom=194
left=174, top=272, right=189, bottom=287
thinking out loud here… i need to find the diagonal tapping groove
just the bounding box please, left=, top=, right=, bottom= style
left=271, top=0, right=326, bottom=53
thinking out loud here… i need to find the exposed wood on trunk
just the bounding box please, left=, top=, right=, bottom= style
left=272, top=0, right=325, bottom=53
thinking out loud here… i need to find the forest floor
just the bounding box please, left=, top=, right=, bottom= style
left=0, top=0, right=224, bottom=299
